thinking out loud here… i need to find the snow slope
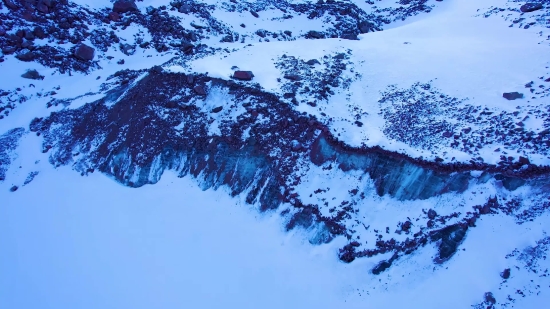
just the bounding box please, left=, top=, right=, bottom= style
left=2, top=163, right=550, bottom=309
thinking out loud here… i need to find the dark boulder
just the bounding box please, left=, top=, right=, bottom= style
left=2, top=46, right=17, bottom=55
left=119, top=43, right=136, bottom=56
left=33, top=26, right=46, bottom=39
left=520, top=3, right=543, bottom=13
left=371, top=260, right=392, bottom=275
left=108, top=12, right=121, bottom=22
left=358, top=20, right=374, bottom=33
left=21, top=69, right=44, bottom=80
left=193, top=85, right=206, bottom=95
left=484, top=292, right=496, bottom=304
left=306, top=59, right=320, bottom=65
left=233, top=71, right=254, bottom=81
left=180, top=42, right=194, bottom=54
left=36, top=2, right=49, bottom=13
left=306, top=30, right=324, bottom=39
left=211, top=106, right=223, bottom=113
left=15, top=49, right=35, bottom=61
left=148, top=65, right=163, bottom=74
left=428, top=209, right=437, bottom=219
left=74, top=43, right=95, bottom=61
left=283, top=74, right=300, bottom=81
left=178, top=4, right=191, bottom=13
left=113, top=0, right=138, bottom=13
left=431, top=224, right=468, bottom=260
left=9, top=185, right=18, bottom=192
left=502, top=92, right=523, bottom=100
left=250, top=10, right=259, bottom=18
left=518, top=156, right=530, bottom=165
left=501, top=268, right=511, bottom=279
left=3, top=0, right=18, bottom=10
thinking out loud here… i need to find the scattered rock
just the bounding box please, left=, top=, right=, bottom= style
left=113, top=0, right=138, bottom=13
left=520, top=3, right=543, bottom=13
left=21, top=69, right=44, bottom=80
left=233, top=71, right=254, bottom=81
left=502, top=92, right=523, bottom=100
left=74, top=43, right=95, bottom=61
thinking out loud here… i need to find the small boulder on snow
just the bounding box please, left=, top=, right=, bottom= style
left=233, top=71, right=254, bottom=81
left=520, top=3, right=543, bottom=13
left=113, top=0, right=138, bottom=13
left=502, top=92, right=523, bottom=100
left=74, top=43, right=95, bottom=61
left=21, top=69, right=44, bottom=80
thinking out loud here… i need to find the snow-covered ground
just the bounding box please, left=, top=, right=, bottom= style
left=183, top=0, right=550, bottom=165
left=1, top=0, right=550, bottom=308
left=2, top=160, right=550, bottom=308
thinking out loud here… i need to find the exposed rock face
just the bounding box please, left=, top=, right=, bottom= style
left=113, top=0, right=138, bottom=13
left=310, top=134, right=472, bottom=201
left=74, top=43, right=95, bottom=61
